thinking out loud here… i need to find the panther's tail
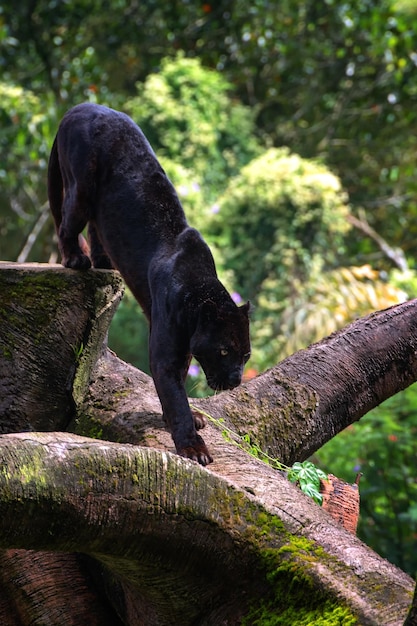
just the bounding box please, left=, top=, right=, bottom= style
left=47, top=136, right=64, bottom=232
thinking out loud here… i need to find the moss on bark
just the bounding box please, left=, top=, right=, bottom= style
left=0, top=263, right=123, bottom=433
left=0, top=433, right=400, bottom=624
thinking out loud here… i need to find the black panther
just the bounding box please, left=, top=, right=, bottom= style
left=48, top=103, right=251, bottom=465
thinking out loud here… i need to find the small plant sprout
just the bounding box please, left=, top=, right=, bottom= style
left=190, top=404, right=328, bottom=504
left=72, top=342, right=84, bottom=363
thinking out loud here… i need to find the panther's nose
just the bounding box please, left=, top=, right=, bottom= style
left=226, top=370, right=243, bottom=389
left=207, top=368, right=243, bottom=391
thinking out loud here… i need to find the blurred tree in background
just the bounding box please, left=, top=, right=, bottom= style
left=1, top=0, right=417, bottom=576
left=125, top=55, right=260, bottom=211
left=209, top=147, right=351, bottom=302
left=0, top=85, right=57, bottom=261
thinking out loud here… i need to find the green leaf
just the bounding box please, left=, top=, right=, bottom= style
left=299, top=483, right=323, bottom=505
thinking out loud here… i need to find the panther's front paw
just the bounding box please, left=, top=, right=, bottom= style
left=191, top=409, right=207, bottom=431
left=63, top=253, right=91, bottom=270
left=177, top=435, right=213, bottom=466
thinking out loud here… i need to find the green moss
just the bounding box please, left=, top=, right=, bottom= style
left=73, top=413, right=104, bottom=440
left=210, top=496, right=359, bottom=626
left=1, top=346, right=12, bottom=359
left=0, top=465, right=11, bottom=481
left=1, top=267, right=124, bottom=417
left=276, top=535, right=327, bottom=561
left=256, top=511, right=286, bottom=535
left=17, top=461, right=47, bottom=487
left=0, top=272, right=71, bottom=351
left=3, top=448, right=48, bottom=490
left=244, top=597, right=358, bottom=625
left=244, top=542, right=358, bottom=625
left=113, top=389, right=130, bottom=400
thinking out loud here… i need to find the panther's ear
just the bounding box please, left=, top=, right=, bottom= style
left=240, top=301, right=253, bottom=317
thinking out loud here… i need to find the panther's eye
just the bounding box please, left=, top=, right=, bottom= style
left=244, top=352, right=251, bottom=363
left=220, top=348, right=228, bottom=356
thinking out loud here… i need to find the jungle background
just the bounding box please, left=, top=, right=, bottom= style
left=1, top=0, right=417, bottom=579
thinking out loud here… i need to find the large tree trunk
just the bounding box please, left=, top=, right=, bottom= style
left=0, top=262, right=124, bottom=432
left=0, top=432, right=413, bottom=625
left=0, top=262, right=416, bottom=625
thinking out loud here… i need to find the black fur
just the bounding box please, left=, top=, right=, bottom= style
left=48, top=103, right=251, bottom=465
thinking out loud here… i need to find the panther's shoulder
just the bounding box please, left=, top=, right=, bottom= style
left=176, top=227, right=204, bottom=248
left=174, top=228, right=216, bottom=272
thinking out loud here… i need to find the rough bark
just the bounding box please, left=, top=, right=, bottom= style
left=0, top=550, right=122, bottom=626
left=404, top=584, right=417, bottom=626
left=0, top=262, right=124, bottom=433
left=0, top=263, right=416, bottom=625
left=0, top=432, right=413, bottom=625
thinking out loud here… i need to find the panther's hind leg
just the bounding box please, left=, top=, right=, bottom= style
left=58, top=187, right=91, bottom=270
left=88, top=223, right=113, bottom=269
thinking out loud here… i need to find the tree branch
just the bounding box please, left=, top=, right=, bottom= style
left=77, top=299, right=417, bottom=467
left=347, top=212, right=408, bottom=271
left=228, top=297, right=417, bottom=464
left=0, top=262, right=124, bottom=433
left=17, top=202, right=50, bottom=263
left=0, top=432, right=412, bottom=625
left=1, top=264, right=416, bottom=624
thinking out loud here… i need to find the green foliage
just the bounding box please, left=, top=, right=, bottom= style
left=71, top=342, right=84, bottom=364
left=107, top=289, right=149, bottom=372
left=394, top=0, right=417, bottom=14
left=210, top=148, right=351, bottom=301
left=254, top=265, right=407, bottom=369
left=315, top=383, right=417, bottom=576
left=2, top=0, right=417, bottom=261
left=211, top=0, right=417, bottom=262
left=0, top=83, right=58, bottom=260
left=288, top=462, right=328, bottom=506
left=125, top=54, right=260, bottom=209
left=390, top=268, right=417, bottom=298
left=157, top=158, right=207, bottom=232
left=0, top=0, right=116, bottom=100
left=209, top=148, right=374, bottom=371
left=185, top=360, right=214, bottom=398
left=209, top=147, right=409, bottom=372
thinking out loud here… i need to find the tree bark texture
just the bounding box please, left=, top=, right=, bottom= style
left=0, top=432, right=413, bottom=626
left=76, top=299, right=417, bottom=471
left=0, top=550, right=122, bottom=626
left=404, top=583, right=417, bottom=626
left=0, top=264, right=416, bottom=625
left=0, top=262, right=124, bottom=432
left=198, top=298, right=417, bottom=465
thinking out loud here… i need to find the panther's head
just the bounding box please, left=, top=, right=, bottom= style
left=190, top=299, right=251, bottom=391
